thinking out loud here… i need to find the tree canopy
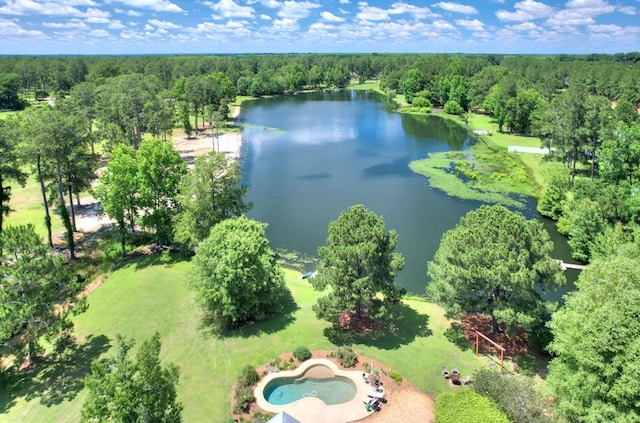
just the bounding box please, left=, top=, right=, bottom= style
left=547, top=255, right=640, bottom=423
left=427, top=205, right=565, bottom=334
left=0, top=224, right=83, bottom=364
left=0, top=118, right=27, bottom=233
left=187, top=216, right=285, bottom=331
left=82, top=332, right=182, bottom=423
left=311, top=204, right=405, bottom=326
left=174, top=151, right=251, bottom=250
left=136, top=139, right=186, bottom=246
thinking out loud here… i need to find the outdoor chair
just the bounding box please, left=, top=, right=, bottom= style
left=442, top=367, right=450, bottom=379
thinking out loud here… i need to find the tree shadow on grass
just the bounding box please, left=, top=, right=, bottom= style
left=129, top=250, right=188, bottom=271
left=444, top=322, right=474, bottom=352
left=513, top=352, right=551, bottom=379
left=0, top=334, right=110, bottom=413
left=324, top=302, right=432, bottom=350
left=201, top=286, right=299, bottom=339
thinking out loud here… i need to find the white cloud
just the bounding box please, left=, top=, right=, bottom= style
left=496, top=0, right=554, bottom=22
left=389, top=2, right=435, bottom=19
left=89, top=28, right=111, bottom=37
left=509, top=21, right=542, bottom=31
left=148, top=18, right=181, bottom=29
left=206, top=0, right=255, bottom=19
left=357, top=1, right=434, bottom=22
left=339, top=0, right=349, bottom=3
left=260, top=13, right=272, bottom=20
left=272, top=17, right=300, bottom=31
left=433, top=2, right=479, bottom=15
left=321, top=11, right=345, bottom=22
left=455, top=18, right=484, bottom=31
left=42, top=20, right=88, bottom=29
left=565, top=0, right=614, bottom=15
left=0, top=0, right=86, bottom=16
left=85, top=7, right=110, bottom=23
left=432, top=19, right=456, bottom=31
left=110, top=0, right=183, bottom=13
left=357, top=3, right=391, bottom=21
left=546, top=9, right=595, bottom=26
left=588, top=23, right=621, bottom=32
left=127, top=10, right=143, bottom=16
left=278, top=1, right=321, bottom=19
left=618, top=6, right=637, bottom=15
left=109, top=20, right=126, bottom=29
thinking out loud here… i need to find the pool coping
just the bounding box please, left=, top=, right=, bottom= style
left=254, top=358, right=376, bottom=423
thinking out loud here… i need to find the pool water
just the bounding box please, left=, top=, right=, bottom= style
left=264, top=376, right=357, bottom=406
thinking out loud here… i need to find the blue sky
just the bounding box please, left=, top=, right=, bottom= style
left=0, top=0, right=638, bottom=55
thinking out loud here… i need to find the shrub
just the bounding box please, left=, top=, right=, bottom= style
left=435, top=391, right=509, bottom=423
left=388, top=371, right=403, bottom=386
left=293, top=346, right=311, bottom=361
left=443, top=100, right=464, bottom=115
left=412, top=96, right=432, bottom=108
left=233, top=365, right=259, bottom=414
left=472, top=367, right=553, bottom=423
left=239, top=365, right=260, bottom=386
left=330, top=346, right=358, bottom=368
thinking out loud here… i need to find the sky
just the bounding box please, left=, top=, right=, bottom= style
left=0, top=0, right=639, bottom=55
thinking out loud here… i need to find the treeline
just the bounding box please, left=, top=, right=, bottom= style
left=1, top=53, right=639, bottom=106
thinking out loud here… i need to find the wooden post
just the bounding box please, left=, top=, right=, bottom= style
left=475, top=330, right=506, bottom=373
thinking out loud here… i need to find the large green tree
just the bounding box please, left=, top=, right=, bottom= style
left=92, top=144, right=140, bottom=257
left=547, top=256, right=640, bottom=422
left=82, top=332, right=182, bottom=423
left=0, top=224, right=83, bottom=365
left=174, top=151, right=251, bottom=249
left=0, top=118, right=27, bottom=233
left=137, top=139, right=186, bottom=246
left=427, top=205, right=564, bottom=334
left=187, top=216, right=285, bottom=331
left=311, top=204, right=405, bottom=326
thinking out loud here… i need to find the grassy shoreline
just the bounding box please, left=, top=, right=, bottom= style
left=349, top=81, right=547, bottom=202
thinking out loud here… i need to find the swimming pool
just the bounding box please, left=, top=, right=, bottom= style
left=264, top=375, right=356, bottom=406
left=254, top=358, right=375, bottom=422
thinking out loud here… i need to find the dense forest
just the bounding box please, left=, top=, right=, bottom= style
left=1, top=53, right=640, bottom=422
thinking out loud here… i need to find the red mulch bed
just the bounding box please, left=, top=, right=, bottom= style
left=338, top=310, right=383, bottom=332
left=461, top=313, right=530, bottom=358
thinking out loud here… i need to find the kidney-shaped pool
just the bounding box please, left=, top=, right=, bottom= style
left=264, top=374, right=356, bottom=406
left=254, top=358, right=376, bottom=422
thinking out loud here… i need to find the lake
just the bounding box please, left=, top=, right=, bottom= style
left=239, top=90, right=576, bottom=295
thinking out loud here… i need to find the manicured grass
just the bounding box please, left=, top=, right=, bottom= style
left=1, top=258, right=487, bottom=422
left=3, top=175, right=62, bottom=238
left=467, top=114, right=542, bottom=149
left=0, top=110, right=19, bottom=120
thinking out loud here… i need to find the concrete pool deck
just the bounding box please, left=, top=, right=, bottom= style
left=254, top=358, right=376, bottom=423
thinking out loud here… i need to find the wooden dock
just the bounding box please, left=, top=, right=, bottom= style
left=557, top=260, right=587, bottom=271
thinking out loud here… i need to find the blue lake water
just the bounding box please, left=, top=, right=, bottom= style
left=239, top=90, right=576, bottom=296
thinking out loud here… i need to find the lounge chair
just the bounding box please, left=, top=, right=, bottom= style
left=368, top=388, right=385, bottom=399
left=442, top=367, right=450, bottom=379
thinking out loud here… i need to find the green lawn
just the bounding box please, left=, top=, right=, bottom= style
left=4, top=175, right=62, bottom=238
left=1, top=257, right=487, bottom=422
left=0, top=110, right=19, bottom=120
